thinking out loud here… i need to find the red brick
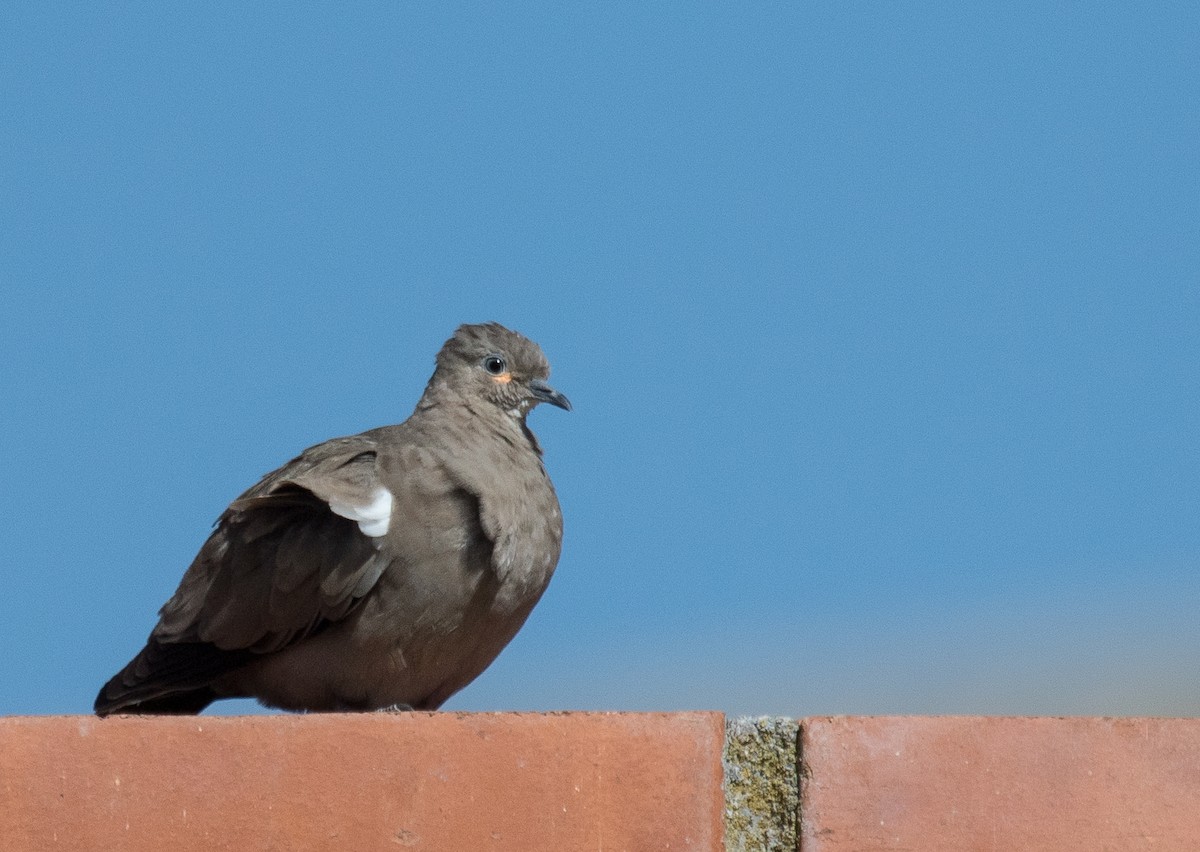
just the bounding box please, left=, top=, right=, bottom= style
left=801, top=716, right=1200, bottom=851
left=1, top=712, right=724, bottom=852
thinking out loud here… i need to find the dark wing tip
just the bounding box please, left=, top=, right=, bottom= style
left=93, top=639, right=252, bottom=716
left=95, top=685, right=220, bottom=717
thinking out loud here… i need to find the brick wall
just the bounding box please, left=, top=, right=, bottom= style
left=3, top=713, right=1199, bottom=850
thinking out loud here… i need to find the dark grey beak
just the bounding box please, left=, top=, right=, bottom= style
left=530, top=379, right=572, bottom=411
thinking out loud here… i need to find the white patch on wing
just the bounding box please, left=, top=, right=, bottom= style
left=329, top=487, right=394, bottom=537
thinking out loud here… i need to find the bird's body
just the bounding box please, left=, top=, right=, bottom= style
left=95, top=323, right=569, bottom=716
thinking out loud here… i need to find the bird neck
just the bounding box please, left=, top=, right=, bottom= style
left=414, top=384, right=544, bottom=457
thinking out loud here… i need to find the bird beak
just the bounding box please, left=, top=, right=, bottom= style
left=529, top=379, right=572, bottom=411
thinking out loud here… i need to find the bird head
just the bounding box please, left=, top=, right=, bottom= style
left=429, top=322, right=571, bottom=418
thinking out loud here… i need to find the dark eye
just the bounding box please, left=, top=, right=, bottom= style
left=483, top=356, right=507, bottom=375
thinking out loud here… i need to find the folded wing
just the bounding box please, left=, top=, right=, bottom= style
left=94, top=437, right=394, bottom=715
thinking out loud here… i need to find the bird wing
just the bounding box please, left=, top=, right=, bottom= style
left=97, top=436, right=396, bottom=713
left=155, top=435, right=394, bottom=653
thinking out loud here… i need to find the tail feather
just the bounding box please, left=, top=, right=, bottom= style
left=94, top=638, right=253, bottom=716
left=96, top=687, right=221, bottom=716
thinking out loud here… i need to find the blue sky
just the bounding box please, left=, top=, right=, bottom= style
left=2, top=4, right=1198, bottom=716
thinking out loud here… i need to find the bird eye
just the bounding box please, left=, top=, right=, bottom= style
left=483, top=356, right=507, bottom=375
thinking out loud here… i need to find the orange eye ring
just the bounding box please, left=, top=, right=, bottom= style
left=482, top=355, right=512, bottom=382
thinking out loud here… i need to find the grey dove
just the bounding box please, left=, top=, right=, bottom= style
left=95, top=322, right=569, bottom=716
